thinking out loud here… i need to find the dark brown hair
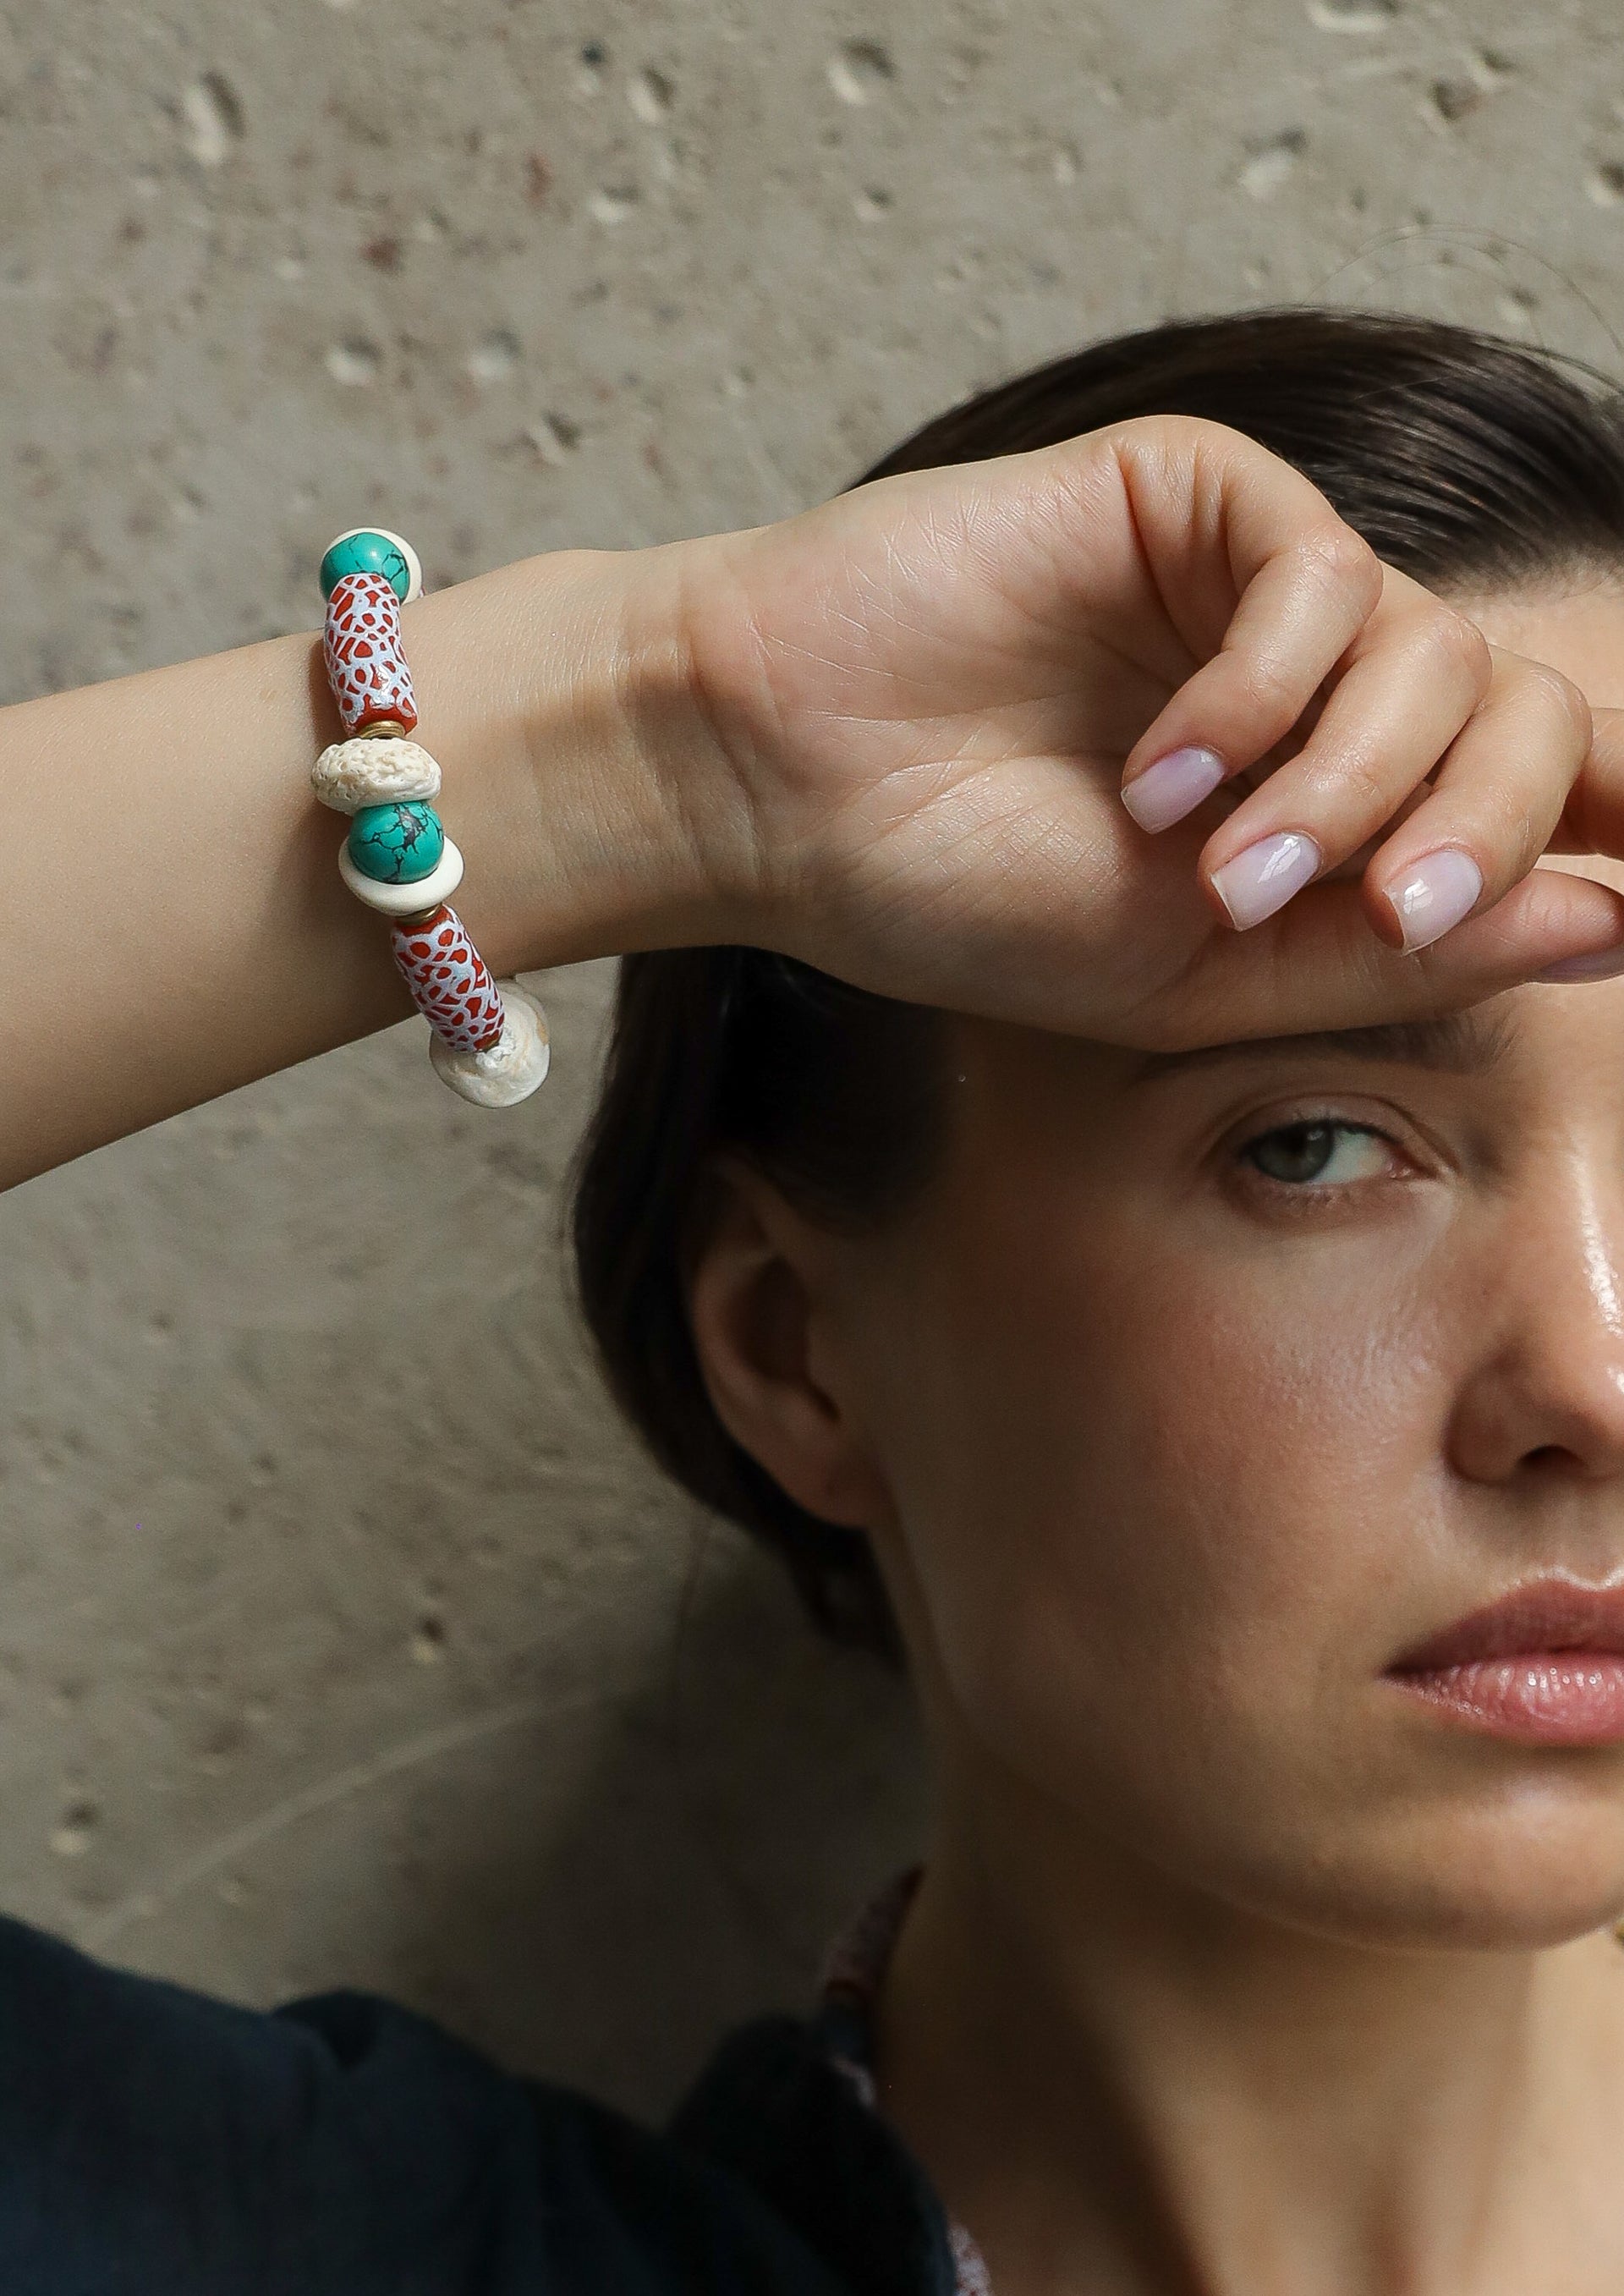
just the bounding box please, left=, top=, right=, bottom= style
left=572, top=308, right=1624, bottom=1661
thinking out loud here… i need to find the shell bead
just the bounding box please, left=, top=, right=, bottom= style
left=337, top=833, right=464, bottom=916
left=346, top=800, right=446, bottom=884
left=323, top=570, right=419, bottom=737
left=310, top=735, right=442, bottom=816
left=319, top=527, right=424, bottom=606
left=428, top=984, right=551, bottom=1108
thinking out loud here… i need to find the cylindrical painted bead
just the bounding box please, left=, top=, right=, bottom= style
left=323, top=570, right=418, bottom=737
left=389, top=904, right=507, bottom=1053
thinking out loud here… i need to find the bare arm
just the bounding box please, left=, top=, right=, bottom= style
left=1, top=547, right=711, bottom=1192
left=11, top=418, right=1624, bottom=1195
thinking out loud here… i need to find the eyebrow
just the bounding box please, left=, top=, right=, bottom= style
left=1127, top=1010, right=1518, bottom=1086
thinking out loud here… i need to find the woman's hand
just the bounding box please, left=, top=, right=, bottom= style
left=662, top=415, right=1624, bottom=1046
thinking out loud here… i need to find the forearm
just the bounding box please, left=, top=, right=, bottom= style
left=1, top=545, right=724, bottom=1192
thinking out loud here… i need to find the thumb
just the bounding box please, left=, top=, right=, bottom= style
left=1551, top=704, right=1624, bottom=856
left=1155, top=865, right=1624, bottom=1047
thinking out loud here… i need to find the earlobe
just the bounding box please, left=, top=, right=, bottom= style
left=685, top=1165, right=888, bottom=1532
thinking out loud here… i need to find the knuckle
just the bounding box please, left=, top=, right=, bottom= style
left=1319, top=749, right=1393, bottom=831
left=1344, top=754, right=1393, bottom=821
left=1236, top=651, right=1298, bottom=723
left=1483, top=791, right=1542, bottom=875
left=1307, top=521, right=1381, bottom=602
left=1422, top=607, right=1492, bottom=694
left=1517, top=657, right=1592, bottom=745
left=1459, top=617, right=1495, bottom=692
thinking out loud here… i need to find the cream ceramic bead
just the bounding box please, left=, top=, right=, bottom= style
left=311, top=735, right=442, bottom=816
left=427, top=984, right=551, bottom=1107
left=337, top=833, right=464, bottom=915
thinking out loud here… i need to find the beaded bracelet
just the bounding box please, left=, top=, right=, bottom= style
left=312, top=527, right=550, bottom=1109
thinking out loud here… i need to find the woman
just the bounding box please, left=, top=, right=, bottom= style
left=577, top=310, right=1624, bottom=2294
left=6, top=309, right=1624, bottom=2293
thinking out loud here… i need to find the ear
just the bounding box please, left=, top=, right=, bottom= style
left=685, top=1161, right=891, bottom=1532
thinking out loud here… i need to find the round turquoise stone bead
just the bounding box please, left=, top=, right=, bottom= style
left=346, top=802, right=445, bottom=885
left=320, top=530, right=414, bottom=604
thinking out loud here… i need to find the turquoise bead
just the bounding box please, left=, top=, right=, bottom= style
left=320, top=530, right=414, bottom=604
left=346, top=801, right=445, bottom=884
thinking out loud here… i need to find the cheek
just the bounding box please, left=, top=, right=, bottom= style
left=859, top=1197, right=1454, bottom=1821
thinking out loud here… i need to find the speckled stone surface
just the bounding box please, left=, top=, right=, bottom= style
left=3, top=0, right=1624, bottom=2119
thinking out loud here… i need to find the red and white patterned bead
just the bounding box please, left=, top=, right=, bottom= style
left=389, top=903, right=506, bottom=1054
left=323, top=570, right=419, bottom=738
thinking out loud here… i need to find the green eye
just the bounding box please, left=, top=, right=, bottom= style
left=1243, top=1120, right=1391, bottom=1186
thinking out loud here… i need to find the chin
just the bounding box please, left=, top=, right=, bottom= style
left=1243, top=1802, right=1624, bottom=1956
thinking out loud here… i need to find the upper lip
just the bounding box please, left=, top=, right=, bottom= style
left=1390, top=1576, right=1624, bottom=1673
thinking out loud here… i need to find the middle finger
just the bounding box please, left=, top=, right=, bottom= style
left=1194, top=590, right=1491, bottom=931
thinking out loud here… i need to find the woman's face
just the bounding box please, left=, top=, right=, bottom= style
left=777, top=587, right=1624, bottom=1952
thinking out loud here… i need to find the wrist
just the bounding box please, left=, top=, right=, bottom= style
left=406, top=541, right=758, bottom=980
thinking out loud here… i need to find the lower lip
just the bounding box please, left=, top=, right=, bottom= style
left=1390, top=1655, right=1624, bottom=1745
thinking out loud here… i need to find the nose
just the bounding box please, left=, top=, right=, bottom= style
left=1447, top=1151, right=1624, bottom=1488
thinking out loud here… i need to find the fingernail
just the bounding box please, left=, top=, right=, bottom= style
left=1210, top=831, right=1322, bottom=931
left=1121, top=745, right=1226, bottom=833
left=1535, top=946, right=1624, bottom=983
left=1386, top=848, right=1484, bottom=953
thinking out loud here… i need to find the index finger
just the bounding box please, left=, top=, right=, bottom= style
left=1116, top=419, right=1385, bottom=821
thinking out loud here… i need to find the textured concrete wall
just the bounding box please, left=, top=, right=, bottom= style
left=5, top=0, right=1624, bottom=2121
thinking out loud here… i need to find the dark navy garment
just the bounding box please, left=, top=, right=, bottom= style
left=0, top=1913, right=959, bottom=2294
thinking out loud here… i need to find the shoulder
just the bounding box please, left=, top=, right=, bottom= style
left=0, top=1914, right=880, bottom=2294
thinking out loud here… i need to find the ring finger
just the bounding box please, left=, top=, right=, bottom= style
left=1356, top=649, right=1591, bottom=949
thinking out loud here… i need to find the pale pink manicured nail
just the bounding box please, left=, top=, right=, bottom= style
left=1386, top=848, right=1484, bottom=953
left=1120, top=745, right=1226, bottom=833
left=1210, top=831, right=1321, bottom=930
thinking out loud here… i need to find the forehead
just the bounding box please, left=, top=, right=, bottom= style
left=1462, top=582, right=1624, bottom=698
